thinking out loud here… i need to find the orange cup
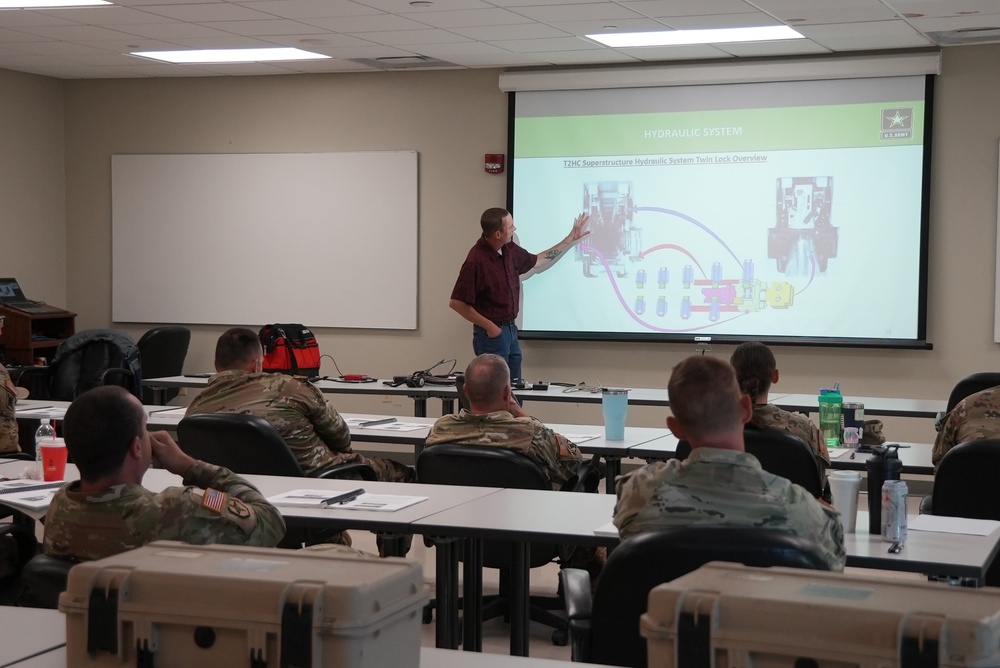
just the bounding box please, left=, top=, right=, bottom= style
left=39, top=439, right=68, bottom=481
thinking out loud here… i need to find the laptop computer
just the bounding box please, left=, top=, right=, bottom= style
left=0, top=278, right=67, bottom=315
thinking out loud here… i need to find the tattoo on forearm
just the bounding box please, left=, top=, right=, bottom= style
left=545, top=249, right=561, bottom=260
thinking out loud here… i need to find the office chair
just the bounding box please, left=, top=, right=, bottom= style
left=0, top=519, right=39, bottom=605
left=945, top=372, right=1000, bottom=413
left=924, top=439, right=1000, bottom=585
left=416, top=443, right=603, bottom=646
left=560, top=526, right=831, bottom=667
left=13, top=366, right=51, bottom=401
left=137, top=326, right=191, bottom=404
left=454, top=373, right=471, bottom=412
left=18, top=553, right=75, bottom=609
left=177, top=413, right=377, bottom=549
left=675, top=427, right=825, bottom=499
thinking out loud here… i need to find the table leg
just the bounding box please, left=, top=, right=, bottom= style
left=414, top=397, right=427, bottom=418
left=441, top=398, right=456, bottom=415
left=433, top=537, right=460, bottom=649
left=462, top=538, right=483, bottom=651
left=604, top=456, right=621, bottom=494
left=510, top=542, right=530, bottom=656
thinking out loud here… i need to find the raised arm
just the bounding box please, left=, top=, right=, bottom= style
left=531, top=213, right=590, bottom=274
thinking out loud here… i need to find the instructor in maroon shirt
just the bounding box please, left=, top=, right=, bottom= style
left=449, top=207, right=589, bottom=381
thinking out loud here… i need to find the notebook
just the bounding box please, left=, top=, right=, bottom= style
left=0, top=278, right=67, bottom=314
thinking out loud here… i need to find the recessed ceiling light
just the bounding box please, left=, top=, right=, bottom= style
left=0, top=0, right=111, bottom=6
left=130, top=47, right=330, bottom=64
left=586, top=25, right=804, bottom=48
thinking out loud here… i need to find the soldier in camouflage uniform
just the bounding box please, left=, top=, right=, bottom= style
left=614, top=355, right=846, bottom=571
left=730, top=341, right=830, bottom=470
left=186, top=328, right=414, bottom=483
left=425, top=354, right=583, bottom=488
left=932, top=386, right=1000, bottom=469
left=0, top=314, right=26, bottom=454
left=43, top=386, right=285, bottom=561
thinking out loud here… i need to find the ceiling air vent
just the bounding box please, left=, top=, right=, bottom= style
left=926, top=27, right=1000, bottom=46
left=350, top=55, right=459, bottom=70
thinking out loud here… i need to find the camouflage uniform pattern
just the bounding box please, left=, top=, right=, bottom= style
left=932, top=387, right=1000, bottom=468
left=0, top=364, right=19, bottom=454
left=43, top=460, right=286, bottom=561
left=186, top=370, right=414, bottom=482
left=754, top=403, right=830, bottom=466
left=614, top=447, right=846, bottom=571
left=425, top=409, right=583, bottom=489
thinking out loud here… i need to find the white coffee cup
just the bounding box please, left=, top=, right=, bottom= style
left=828, top=470, right=862, bottom=533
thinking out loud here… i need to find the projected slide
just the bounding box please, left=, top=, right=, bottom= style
left=512, top=76, right=928, bottom=344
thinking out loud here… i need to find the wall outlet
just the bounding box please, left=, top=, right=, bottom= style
left=382, top=395, right=392, bottom=403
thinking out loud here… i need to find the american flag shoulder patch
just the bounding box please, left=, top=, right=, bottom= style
left=201, top=488, right=229, bottom=514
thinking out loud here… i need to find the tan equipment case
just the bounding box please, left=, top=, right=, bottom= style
left=60, top=541, right=428, bottom=668
left=641, top=562, right=1000, bottom=667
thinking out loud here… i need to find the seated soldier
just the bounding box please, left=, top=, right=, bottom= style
left=933, top=385, right=1000, bottom=469
left=730, top=341, right=830, bottom=477
left=614, top=355, right=845, bottom=571
left=426, top=353, right=584, bottom=488
left=44, top=386, right=285, bottom=561
left=186, top=328, right=414, bottom=482
left=0, top=313, right=27, bottom=455
left=426, top=353, right=604, bottom=574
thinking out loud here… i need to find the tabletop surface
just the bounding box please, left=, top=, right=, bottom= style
left=0, top=607, right=66, bottom=667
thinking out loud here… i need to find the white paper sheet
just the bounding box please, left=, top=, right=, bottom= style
left=908, top=514, right=1000, bottom=536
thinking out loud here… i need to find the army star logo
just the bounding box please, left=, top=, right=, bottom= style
left=227, top=498, right=251, bottom=518
left=880, top=107, right=913, bottom=140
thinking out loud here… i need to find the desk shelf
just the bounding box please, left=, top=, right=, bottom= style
left=0, top=306, right=75, bottom=366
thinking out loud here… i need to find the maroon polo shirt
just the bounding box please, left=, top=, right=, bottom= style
left=451, top=236, right=537, bottom=324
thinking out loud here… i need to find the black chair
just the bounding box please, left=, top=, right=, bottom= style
left=13, top=366, right=51, bottom=400
left=0, top=519, right=38, bottom=605
left=925, top=439, right=1000, bottom=585
left=946, top=372, right=1000, bottom=413
left=177, top=413, right=377, bottom=549
left=18, top=553, right=75, bottom=609
left=138, top=326, right=191, bottom=404
left=454, top=373, right=471, bottom=412
left=417, top=443, right=602, bottom=646
left=675, top=427, right=824, bottom=499
left=560, top=527, right=831, bottom=666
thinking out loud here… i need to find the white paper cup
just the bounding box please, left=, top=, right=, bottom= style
left=828, top=470, right=862, bottom=533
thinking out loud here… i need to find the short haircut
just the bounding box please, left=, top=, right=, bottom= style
left=480, top=207, right=509, bottom=236
left=730, top=341, right=776, bottom=402
left=667, top=356, right=744, bottom=440
left=64, top=386, right=144, bottom=481
left=215, top=327, right=263, bottom=370
left=463, top=354, right=510, bottom=407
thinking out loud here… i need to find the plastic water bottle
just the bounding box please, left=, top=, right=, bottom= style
left=817, top=386, right=842, bottom=448
left=34, top=418, right=55, bottom=476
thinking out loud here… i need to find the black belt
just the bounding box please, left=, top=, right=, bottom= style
left=492, top=320, right=515, bottom=326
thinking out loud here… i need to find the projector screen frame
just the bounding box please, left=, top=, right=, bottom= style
left=505, top=72, right=935, bottom=351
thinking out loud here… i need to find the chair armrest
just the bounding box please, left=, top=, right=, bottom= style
left=560, top=455, right=604, bottom=494
left=919, top=493, right=933, bottom=515
left=560, top=567, right=593, bottom=622
left=100, top=368, right=136, bottom=394
left=0, top=452, right=34, bottom=461
left=317, top=462, right=377, bottom=481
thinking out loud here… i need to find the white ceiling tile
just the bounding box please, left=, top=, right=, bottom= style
left=442, top=51, right=548, bottom=66
left=255, top=32, right=378, bottom=48
left=768, top=6, right=900, bottom=24
left=487, top=0, right=606, bottom=6
left=752, top=0, right=882, bottom=10
left=12, top=40, right=107, bottom=55
left=136, top=3, right=278, bottom=22
left=112, top=21, right=238, bottom=39
left=311, top=43, right=419, bottom=58
left=908, top=14, right=1000, bottom=31
left=660, top=12, right=783, bottom=29
left=396, top=7, right=533, bottom=28
left=354, top=0, right=492, bottom=12
left=549, top=18, right=672, bottom=35
left=540, top=48, right=640, bottom=64
left=450, top=22, right=569, bottom=40
left=623, top=0, right=761, bottom=19
left=512, top=3, right=647, bottom=22
left=0, top=10, right=84, bottom=28
left=200, top=19, right=322, bottom=36
left=487, top=35, right=602, bottom=52
left=235, top=0, right=383, bottom=19
left=162, top=35, right=277, bottom=47
left=10, top=24, right=144, bottom=40
left=0, top=26, right=51, bottom=42
left=888, top=0, right=1000, bottom=12
left=34, top=6, right=177, bottom=25
left=616, top=43, right=732, bottom=59
left=714, top=37, right=833, bottom=56
left=358, top=28, right=471, bottom=44
left=269, top=57, right=382, bottom=71
left=300, top=13, right=426, bottom=32
left=798, top=20, right=934, bottom=49
left=78, top=37, right=186, bottom=51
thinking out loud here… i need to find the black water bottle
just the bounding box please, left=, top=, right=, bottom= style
left=865, top=445, right=901, bottom=533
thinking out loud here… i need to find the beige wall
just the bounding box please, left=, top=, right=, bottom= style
left=50, top=45, right=1000, bottom=439
left=0, top=68, right=66, bottom=303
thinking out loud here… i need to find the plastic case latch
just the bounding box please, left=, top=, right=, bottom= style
left=280, top=582, right=323, bottom=668
left=87, top=586, right=120, bottom=655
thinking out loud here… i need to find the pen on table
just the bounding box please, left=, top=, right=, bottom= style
left=322, top=488, right=366, bottom=506
left=360, top=417, right=397, bottom=428
left=888, top=541, right=902, bottom=554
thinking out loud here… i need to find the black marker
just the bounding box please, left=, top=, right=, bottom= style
left=322, top=488, right=365, bottom=506
left=888, top=541, right=902, bottom=554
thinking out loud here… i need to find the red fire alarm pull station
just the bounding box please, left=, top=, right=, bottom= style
left=485, top=154, right=504, bottom=174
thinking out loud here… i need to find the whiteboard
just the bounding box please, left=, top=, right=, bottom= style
left=112, top=152, right=418, bottom=329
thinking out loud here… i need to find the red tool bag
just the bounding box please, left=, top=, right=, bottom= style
left=258, top=324, right=321, bottom=377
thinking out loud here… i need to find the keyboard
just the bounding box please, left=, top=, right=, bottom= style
left=5, top=302, right=65, bottom=315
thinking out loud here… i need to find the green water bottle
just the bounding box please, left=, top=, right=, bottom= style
left=818, top=387, right=842, bottom=447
